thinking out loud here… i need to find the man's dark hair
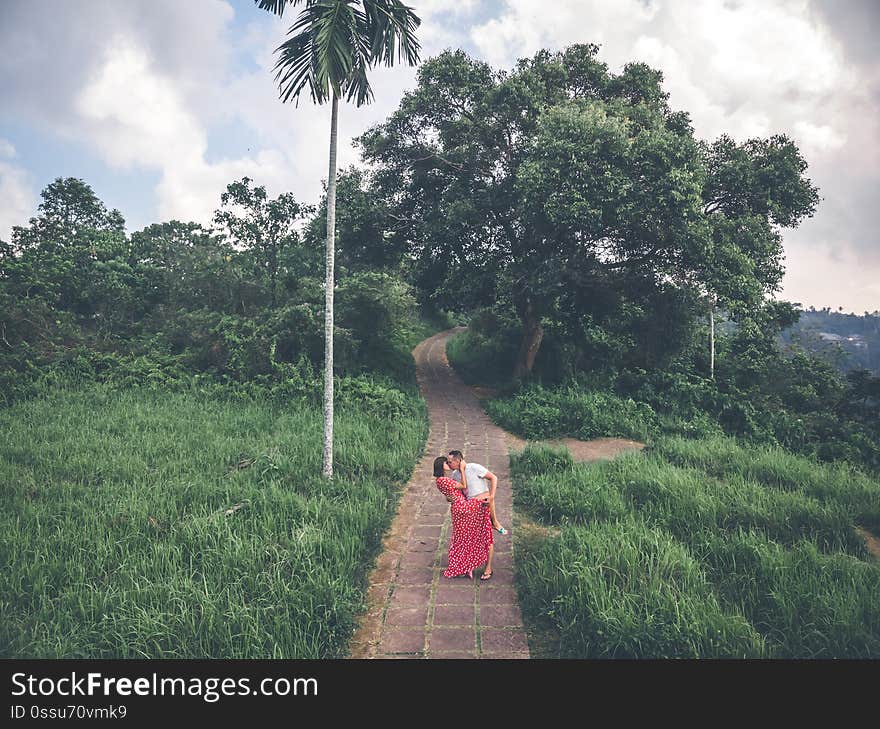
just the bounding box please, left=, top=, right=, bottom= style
left=448, top=450, right=463, bottom=459
left=433, top=456, right=448, bottom=477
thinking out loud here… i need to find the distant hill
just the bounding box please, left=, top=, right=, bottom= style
left=781, top=308, right=880, bottom=374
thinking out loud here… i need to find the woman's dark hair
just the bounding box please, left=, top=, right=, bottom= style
left=433, top=456, right=447, bottom=478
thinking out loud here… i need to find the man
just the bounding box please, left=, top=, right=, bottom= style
left=447, top=450, right=507, bottom=535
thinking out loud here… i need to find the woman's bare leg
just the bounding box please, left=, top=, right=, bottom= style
left=488, top=482, right=504, bottom=532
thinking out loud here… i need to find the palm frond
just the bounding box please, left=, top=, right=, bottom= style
left=254, top=0, right=314, bottom=17
left=268, top=0, right=420, bottom=106
left=342, top=53, right=374, bottom=106
left=363, top=0, right=421, bottom=66
left=273, top=20, right=318, bottom=103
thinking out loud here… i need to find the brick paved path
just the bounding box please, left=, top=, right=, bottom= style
left=348, top=328, right=529, bottom=659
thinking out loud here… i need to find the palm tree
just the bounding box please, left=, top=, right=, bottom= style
left=255, top=0, right=421, bottom=478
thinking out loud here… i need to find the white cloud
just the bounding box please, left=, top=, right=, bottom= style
left=55, top=0, right=459, bottom=227
left=470, top=0, right=853, bottom=142
left=73, top=34, right=295, bottom=225
left=217, top=1, right=466, bottom=209
left=793, top=121, right=846, bottom=155
left=0, top=140, right=36, bottom=242
left=418, top=0, right=480, bottom=14
left=780, top=236, right=880, bottom=314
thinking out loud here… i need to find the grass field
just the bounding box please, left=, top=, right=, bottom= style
left=512, top=440, right=880, bottom=658
left=1, top=384, right=426, bottom=658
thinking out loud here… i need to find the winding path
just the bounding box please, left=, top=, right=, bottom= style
left=348, top=328, right=529, bottom=659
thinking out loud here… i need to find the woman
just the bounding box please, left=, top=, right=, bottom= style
left=433, top=455, right=494, bottom=580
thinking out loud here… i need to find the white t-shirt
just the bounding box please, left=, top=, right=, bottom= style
left=451, top=462, right=490, bottom=499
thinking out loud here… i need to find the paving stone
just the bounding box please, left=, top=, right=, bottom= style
left=489, top=553, right=514, bottom=570
left=380, top=628, right=425, bottom=654
left=399, top=551, right=436, bottom=568
left=407, top=538, right=439, bottom=552
left=479, top=603, right=524, bottom=628
left=433, top=604, right=477, bottom=626
left=396, top=567, right=434, bottom=586
left=347, top=329, right=529, bottom=660
left=484, top=568, right=515, bottom=586
left=480, top=629, right=530, bottom=653
left=384, top=605, right=429, bottom=627
left=435, top=581, right=476, bottom=605
left=430, top=627, right=476, bottom=652
left=478, top=585, right=519, bottom=604
left=389, top=585, right=432, bottom=607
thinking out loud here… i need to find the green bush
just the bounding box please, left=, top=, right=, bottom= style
left=336, top=374, right=421, bottom=420
left=445, top=309, right=520, bottom=387
left=487, top=383, right=657, bottom=441
left=696, top=531, right=880, bottom=657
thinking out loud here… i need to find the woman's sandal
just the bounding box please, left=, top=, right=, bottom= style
left=480, top=570, right=493, bottom=581
left=495, top=526, right=508, bottom=535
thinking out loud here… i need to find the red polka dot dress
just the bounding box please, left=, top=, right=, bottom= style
left=435, top=476, right=494, bottom=578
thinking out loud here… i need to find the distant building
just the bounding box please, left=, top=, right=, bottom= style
left=817, top=332, right=868, bottom=349
left=845, top=335, right=867, bottom=348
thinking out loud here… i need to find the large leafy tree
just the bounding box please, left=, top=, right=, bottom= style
left=690, top=134, right=819, bottom=377
left=359, top=44, right=819, bottom=379
left=3, top=177, right=129, bottom=331
left=213, top=177, right=312, bottom=309
left=130, top=220, right=238, bottom=315
left=306, top=166, right=406, bottom=274
left=255, top=0, right=421, bottom=477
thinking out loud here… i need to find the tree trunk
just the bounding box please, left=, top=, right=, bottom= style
left=512, top=303, right=544, bottom=380
left=322, top=93, right=339, bottom=479
left=270, top=245, right=277, bottom=309
left=709, top=300, right=715, bottom=380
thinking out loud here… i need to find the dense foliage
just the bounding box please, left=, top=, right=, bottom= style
left=0, top=174, right=436, bottom=659
left=0, top=175, right=434, bottom=406
left=449, top=305, right=880, bottom=472
left=3, top=39, right=878, bottom=660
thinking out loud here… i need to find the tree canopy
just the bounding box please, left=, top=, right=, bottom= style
left=358, top=44, right=819, bottom=377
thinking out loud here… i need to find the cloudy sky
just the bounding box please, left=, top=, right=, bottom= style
left=1, top=0, right=877, bottom=312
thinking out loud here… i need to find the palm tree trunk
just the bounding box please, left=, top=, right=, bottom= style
left=322, top=92, right=339, bottom=479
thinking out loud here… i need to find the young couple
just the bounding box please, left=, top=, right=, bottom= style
left=433, top=450, right=507, bottom=581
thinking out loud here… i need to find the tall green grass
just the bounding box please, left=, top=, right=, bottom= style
left=518, top=518, right=766, bottom=658
left=693, top=531, right=880, bottom=658
left=655, top=436, right=880, bottom=533
left=513, top=439, right=880, bottom=657
left=1, top=384, right=426, bottom=658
